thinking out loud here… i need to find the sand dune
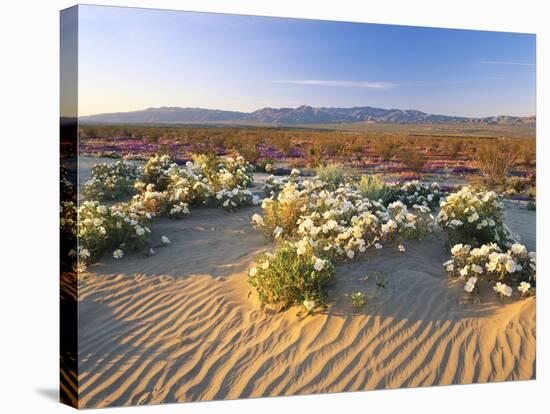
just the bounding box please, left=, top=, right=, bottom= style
left=76, top=204, right=536, bottom=408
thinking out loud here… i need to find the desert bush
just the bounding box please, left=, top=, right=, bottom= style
left=77, top=200, right=152, bottom=266
left=262, top=174, right=293, bottom=197
left=134, top=154, right=256, bottom=216
left=449, top=140, right=464, bottom=158
left=356, top=175, right=397, bottom=204
left=193, top=153, right=253, bottom=191
left=61, top=201, right=77, bottom=267
left=253, top=178, right=434, bottom=261
left=444, top=242, right=535, bottom=296
left=397, top=181, right=441, bottom=209
left=215, top=187, right=260, bottom=211
left=315, top=163, right=346, bottom=187
left=519, top=140, right=536, bottom=166
left=304, top=143, right=324, bottom=168
left=373, top=137, right=398, bottom=161
left=272, top=135, right=294, bottom=155
left=350, top=292, right=366, bottom=308
left=253, top=181, right=312, bottom=239
left=256, top=157, right=276, bottom=173
left=123, top=153, right=149, bottom=162
left=235, top=144, right=260, bottom=164
left=476, top=143, right=517, bottom=185
left=384, top=201, right=434, bottom=240
left=436, top=186, right=509, bottom=246
left=140, top=154, right=176, bottom=191
left=398, top=148, right=426, bottom=171
left=131, top=183, right=191, bottom=218
left=505, top=177, right=527, bottom=194
left=92, top=151, right=121, bottom=159
left=247, top=241, right=335, bottom=311
left=295, top=195, right=384, bottom=260
left=83, top=160, right=142, bottom=200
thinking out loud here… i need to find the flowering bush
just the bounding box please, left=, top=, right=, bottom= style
left=397, top=181, right=441, bottom=209
left=262, top=174, right=294, bottom=197
left=140, top=154, right=177, bottom=191
left=253, top=178, right=433, bottom=260
left=164, top=164, right=215, bottom=207
left=83, top=160, right=142, bottom=200
left=133, top=154, right=257, bottom=216
left=254, top=181, right=313, bottom=239
left=382, top=201, right=434, bottom=240
left=436, top=186, right=509, bottom=246
left=247, top=241, right=335, bottom=311
left=75, top=153, right=259, bottom=267
left=443, top=242, right=536, bottom=297
left=61, top=201, right=77, bottom=267
left=131, top=183, right=191, bottom=218
left=249, top=176, right=440, bottom=314
left=193, top=153, right=253, bottom=192
left=215, top=187, right=260, bottom=211
left=77, top=200, right=152, bottom=265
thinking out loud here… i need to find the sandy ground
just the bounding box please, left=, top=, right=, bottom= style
left=75, top=167, right=536, bottom=408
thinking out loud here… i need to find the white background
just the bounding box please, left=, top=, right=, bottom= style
left=0, top=0, right=547, bottom=412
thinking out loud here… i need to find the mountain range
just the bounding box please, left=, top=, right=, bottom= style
left=80, top=105, right=536, bottom=126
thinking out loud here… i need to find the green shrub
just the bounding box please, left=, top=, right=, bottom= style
left=257, top=157, right=276, bottom=173
left=350, top=292, right=366, bottom=308
left=356, top=175, right=397, bottom=204
left=315, top=163, right=346, bottom=187
left=248, top=242, right=335, bottom=311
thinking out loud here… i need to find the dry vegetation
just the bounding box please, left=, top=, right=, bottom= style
left=78, top=123, right=535, bottom=196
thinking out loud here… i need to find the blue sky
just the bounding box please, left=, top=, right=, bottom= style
left=78, top=5, right=536, bottom=117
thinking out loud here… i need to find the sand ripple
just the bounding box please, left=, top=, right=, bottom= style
left=76, top=207, right=535, bottom=408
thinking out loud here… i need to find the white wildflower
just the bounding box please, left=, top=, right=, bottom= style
left=518, top=281, right=531, bottom=294
left=493, top=282, right=512, bottom=297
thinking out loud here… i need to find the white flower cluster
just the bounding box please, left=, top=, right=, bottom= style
left=83, top=160, right=142, bottom=200
left=436, top=186, right=509, bottom=245
left=216, top=187, right=260, bottom=211
left=77, top=200, right=152, bottom=268
left=77, top=154, right=259, bottom=266
left=262, top=174, right=301, bottom=197
left=396, top=181, right=441, bottom=209
left=443, top=242, right=535, bottom=296
left=253, top=178, right=434, bottom=261
left=132, top=154, right=257, bottom=217
left=140, top=154, right=177, bottom=191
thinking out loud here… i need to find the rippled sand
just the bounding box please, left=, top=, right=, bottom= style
left=76, top=204, right=535, bottom=408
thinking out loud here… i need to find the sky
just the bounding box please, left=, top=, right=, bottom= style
left=77, top=5, right=536, bottom=117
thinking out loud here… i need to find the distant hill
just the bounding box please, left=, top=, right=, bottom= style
left=80, top=105, right=536, bottom=126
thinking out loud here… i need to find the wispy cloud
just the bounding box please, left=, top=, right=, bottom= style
left=481, top=61, right=535, bottom=67
left=272, top=79, right=397, bottom=89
